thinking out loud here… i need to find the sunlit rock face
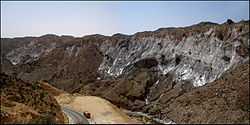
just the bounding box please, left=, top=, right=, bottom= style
left=96, top=21, right=249, bottom=112
left=98, top=26, right=249, bottom=88
left=6, top=41, right=56, bottom=65
left=1, top=34, right=74, bottom=66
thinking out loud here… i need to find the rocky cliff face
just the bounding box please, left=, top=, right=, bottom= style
left=98, top=20, right=249, bottom=87
left=2, top=35, right=73, bottom=64
left=1, top=20, right=249, bottom=123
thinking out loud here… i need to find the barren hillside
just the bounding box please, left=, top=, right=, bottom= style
left=0, top=72, right=65, bottom=124
left=1, top=19, right=249, bottom=123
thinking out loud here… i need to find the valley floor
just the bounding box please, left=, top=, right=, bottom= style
left=55, top=93, right=141, bottom=124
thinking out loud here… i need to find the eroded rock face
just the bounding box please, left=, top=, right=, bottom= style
left=159, top=61, right=249, bottom=124
left=1, top=34, right=73, bottom=66
left=94, top=21, right=249, bottom=112
left=1, top=20, right=249, bottom=123
left=1, top=35, right=104, bottom=91
left=98, top=21, right=249, bottom=88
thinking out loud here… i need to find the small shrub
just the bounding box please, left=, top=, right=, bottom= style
left=30, top=86, right=36, bottom=90
left=40, top=93, right=45, bottom=99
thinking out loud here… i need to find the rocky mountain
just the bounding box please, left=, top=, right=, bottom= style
left=0, top=72, right=65, bottom=124
left=160, top=60, right=249, bottom=124
left=1, top=34, right=74, bottom=72
left=1, top=19, right=249, bottom=123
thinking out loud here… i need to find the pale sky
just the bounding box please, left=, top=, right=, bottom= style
left=1, top=1, right=249, bottom=38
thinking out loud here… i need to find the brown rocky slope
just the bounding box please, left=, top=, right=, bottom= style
left=0, top=72, right=65, bottom=124
left=154, top=60, right=249, bottom=124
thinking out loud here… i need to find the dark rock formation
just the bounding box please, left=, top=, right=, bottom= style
left=227, top=19, right=235, bottom=25
left=134, top=58, right=158, bottom=69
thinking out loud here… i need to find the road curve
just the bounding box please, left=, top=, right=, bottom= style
left=61, top=106, right=89, bottom=124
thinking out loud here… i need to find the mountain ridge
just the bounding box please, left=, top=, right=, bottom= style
left=1, top=19, right=249, bottom=123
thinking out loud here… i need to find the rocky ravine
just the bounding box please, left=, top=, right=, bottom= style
left=1, top=19, right=249, bottom=123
